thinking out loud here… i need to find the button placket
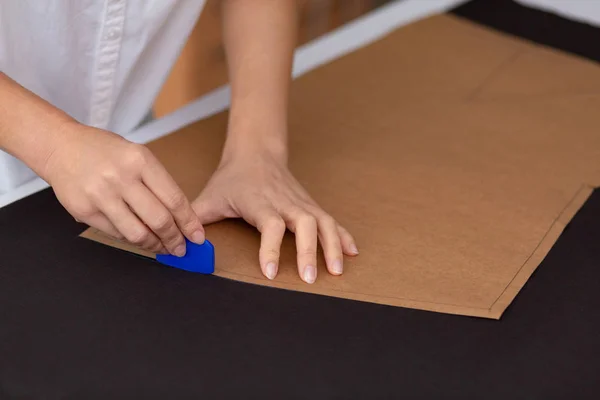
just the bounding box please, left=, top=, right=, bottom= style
left=89, top=0, right=126, bottom=129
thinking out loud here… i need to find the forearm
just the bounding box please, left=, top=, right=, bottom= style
left=0, top=72, right=74, bottom=178
left=220, top=0, right=298, bottom=162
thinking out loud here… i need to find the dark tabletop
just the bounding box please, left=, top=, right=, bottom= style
left=1, top=1, right=599, bottom=398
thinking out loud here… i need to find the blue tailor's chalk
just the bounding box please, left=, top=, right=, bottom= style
left=156, top=239, right=215, bottom=274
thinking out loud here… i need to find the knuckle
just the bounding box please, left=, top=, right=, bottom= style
left=127, top=228, right=150, bottom=245
left=82, top=181, right=107, bottom=199
left=112, top=232, right=125, bottom=241
left=164, top=234, right=184, bottom=249
left=99, top=167, right=120, bottom=185
left=140, top=244, right=157, bottom=253
left=298, top=248, right=317, bottom=258
left=165, top=192, right=187, bottom=211
left=122, top=144, right=151, bottom=169
left=148, top=242, right=164, bottom=253
left=324, top=245, right=342, bottom=257
left=337, top=225, right=350, bottom=236
left=151, top=212, right=174, bottom=232
left=261, top=247, right=281, bottom=259
left=296, top=212, right=317, bottom=227
left=71, top=204, right=97, bottom=221
left=340, top=227, right=355, bottom=241
left=179, top=214, right=200, bottom=232
left=263, top=217, right=286, bottom=233
left=318, top=214, right=337, bottom=227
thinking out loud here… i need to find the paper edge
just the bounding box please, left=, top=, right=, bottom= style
left=211, top=185, right=595, bottom=320
left=487, top=184, right=595, bottom=319
left=79, top=182, right=596, bottom=320
left=213, top=270, right=497, bottom=319
left=80, top=228, right=156, bottom=259
left=80, top=222, right=499, bottom=318
left=79, top=223, right=507, bottom=319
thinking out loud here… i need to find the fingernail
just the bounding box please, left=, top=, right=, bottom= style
left=332, top=259, right=343, bottom=275
left=174, top=244, right=186, bottom=257
left=350, top=244, right=359, bottom=255
left=265, top=262, right=277, bottom=280
left=303, top=265, right=316, bottom=284
left=192, top=230, right=205, bottom=244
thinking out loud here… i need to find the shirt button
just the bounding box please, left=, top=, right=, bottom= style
left=105, top=27, right=121, bottom=40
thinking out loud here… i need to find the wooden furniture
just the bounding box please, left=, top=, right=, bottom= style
left=153, top=0, right=386, bottom=117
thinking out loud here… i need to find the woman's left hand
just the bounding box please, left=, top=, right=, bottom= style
left=191, top=151, right=358, bottom=284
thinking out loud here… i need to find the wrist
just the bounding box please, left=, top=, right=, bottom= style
left=221, top=136, right=288, bottom=168
left=5, top=114, right=78, bottom=184
left=221, top=118, right=288, bottom=166
left=34, top=119, right=82, bottom=183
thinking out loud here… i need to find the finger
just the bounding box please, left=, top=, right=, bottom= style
left=84, top=213, right=168, bottom=254
left=84, top=213, right=122, bottom=239
left=256, top=210, right=286, bottom=280
left=141, top=159, right=205, bottom=244
left=123, top=184, right=186, bottom=257
left=191, top=192, right=234, bottom=226
left=286, top=210, right=318, bottom=284
left=317, top=215, right=344, bottom=276
left=338, top=225, right=359, bottom=256
left=100, top=199, right=164, bottom=254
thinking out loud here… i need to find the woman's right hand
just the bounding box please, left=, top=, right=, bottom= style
left=42, top=122, right=205, bottom=256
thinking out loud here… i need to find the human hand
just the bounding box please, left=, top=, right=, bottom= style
left=43, top=123, right=205, bottom=256
left=191, top=151, right=358, bottom=284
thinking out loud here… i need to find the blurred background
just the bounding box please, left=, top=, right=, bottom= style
left=153, top=0, right=393, bottom=117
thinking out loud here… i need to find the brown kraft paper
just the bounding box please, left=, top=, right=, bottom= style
left=82, top=15, right=600, bottom=319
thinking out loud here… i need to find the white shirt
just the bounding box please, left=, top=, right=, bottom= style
left=0, top=0, right=207, bottom=194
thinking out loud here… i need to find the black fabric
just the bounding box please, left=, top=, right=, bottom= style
left=452, top=0, right=600, bottom=64
left=1, top=0, right=600, bottom=398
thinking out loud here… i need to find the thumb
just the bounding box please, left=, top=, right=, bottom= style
left=191, top=192, right=235, bottom=225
